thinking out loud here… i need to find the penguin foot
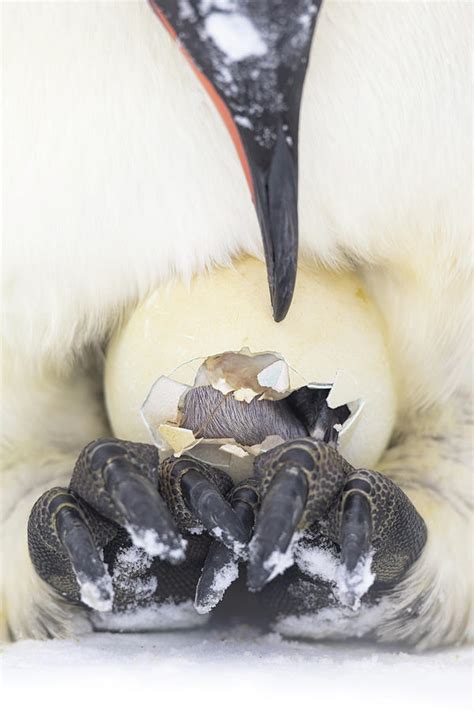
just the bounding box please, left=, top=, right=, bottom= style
left=197, top=438, right=428, bottom=618
left=27, top=438, right=246, bottom=619
left=27, top=435, right=427, bottom=629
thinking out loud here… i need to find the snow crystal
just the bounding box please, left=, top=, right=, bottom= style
left=210, top=527, right=246, bottom=557
left=178, top=0, right=196, bottom=22
left=188, top=525, right=205, bottom=535
left=112, top=547, right=157, bottom=601
left=114, top=545, right=152, bottom=572
left=263, top=549, right=294, bottom=582
left=200, top=0, right=237, bottom=12
left=336, top=553, right=375, bottom=611
left=233, top=541, right=246, bottom=557
left=295, top=544, right=339, bottom=583
left=91, top=600, right=209, bottom=633
left=194, top=559, right=239, bottom=615
left=258, top=532, right=302, bottom=584
left=211, top=525, right=223, bottom=540
left=78, top=575, right=114, bottom=613
left=234, top=115, right=253, bottom=129
left=295, top=538, right=375, bottom=610
left=204, top=12, right=268, bottom=62
left=125, top=525, right=187, bottom=562
left=217, top=65, right=233, bottom=85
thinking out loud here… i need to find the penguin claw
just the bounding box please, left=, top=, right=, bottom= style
left=194, top=539, right=239, bottom=614
left=54, top=496, right=114, bottom=610
left=28, top=487, right=116, bottom=611
left=247, top=467, right=308, bottom=591
left=180, top=468, right=248, bottom=551
left=339, top=489, right=372, bottom=573
left=70, top=438, right=186, bottom=563
left=195, top=479, right=259, bottom=612
left=247, top=438, right=348, bottom=591
left=105, top=461, right=186, bottom=563
left=160, top=455, right=250, bottom=552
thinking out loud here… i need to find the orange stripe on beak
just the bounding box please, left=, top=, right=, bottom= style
left=150, top=3, right=255, bottom=202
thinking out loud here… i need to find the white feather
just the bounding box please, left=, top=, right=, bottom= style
left=2, top=0, right=472, bottom=644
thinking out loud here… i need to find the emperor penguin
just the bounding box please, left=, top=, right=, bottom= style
left=2, top=0, right=472, bottom=649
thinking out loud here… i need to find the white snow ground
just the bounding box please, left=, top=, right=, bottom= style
left=1, top=625, right=472, bottom=711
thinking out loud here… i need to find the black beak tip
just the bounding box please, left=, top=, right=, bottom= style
left=254, top=124, right=299, bottom=323
left=270, top=271, right=296, bottom=322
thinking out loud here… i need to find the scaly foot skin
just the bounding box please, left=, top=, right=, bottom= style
left=28, top=436, right=427, bottom=633
left=28, top=439, right=247, bottom=626
left=247, top=439, right=427, bottom=624
left=196, top=438, right=427, bottom=627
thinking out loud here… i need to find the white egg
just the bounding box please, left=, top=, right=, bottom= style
left=105, top=258, right=396, bottom=469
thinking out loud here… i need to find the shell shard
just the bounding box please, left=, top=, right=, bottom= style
left=141, top=348, right=363, bottom=471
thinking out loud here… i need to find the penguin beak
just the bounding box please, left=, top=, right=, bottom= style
left=245, top=124, right=298, bottom=322
left=150, top=1, right=322, bottom=321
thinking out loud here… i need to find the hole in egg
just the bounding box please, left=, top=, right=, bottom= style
left=141, top=348, right=363, bottom=478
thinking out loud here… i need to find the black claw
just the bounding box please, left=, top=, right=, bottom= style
left=181, top=470, right=248, bottom=552
left=105, top=459, right=185, bottom=563
left=194, top=540, right=239, bottom=614
left=247, top=467, right=308, bottom=592
left=340, top=491, right=372, bottom=572
left=195, top=492, right=257, bottom=613
left=54, top=502, right=113, bottom=610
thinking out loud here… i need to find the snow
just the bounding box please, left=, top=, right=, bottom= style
left=78, top=575, right=113, bottom=612
left=335, top=553, right=375, bottom=610
left=275, top=599, right=393, bottom=642
left=295, top=542, right=339, bottom=583
left=91, top=601, right=208, bottom=633
left=125, top=524, right=186, bottom=562
left=211, top=525, right=224, bottom=540
left=211, top=526, right=245, bottom=557
left=295, top=539, right=375, bottom=610
left=2, top=626, right=472, bottom=711
left=204, top=12, right=268, bottom=62
left=234, top=115, right=253, bottom=130
left=188, top=525, right=205, bottom=535
left=178, top=0, right=196, bottom=22
left=194, top=559, right=239, bottom=614
left=112, top=547, right=158, bottom=602
left=257, top=533, right=302, bottom=584
left=263, top=547, right=295, bottom=582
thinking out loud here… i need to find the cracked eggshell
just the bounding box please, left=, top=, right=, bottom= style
left=196, top=349, right=292, bottom=401
left=105, top=257, right=397, bottom=469
left=157, top=425, right=199, bottom=455
left=141, top=376, right=189, bottom=441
